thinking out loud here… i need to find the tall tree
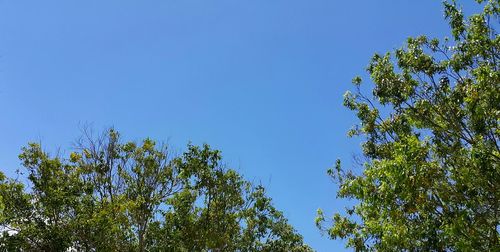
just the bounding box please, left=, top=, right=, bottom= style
left=318, top=0, right=499, bottom=250
left=0, top=129, right=311, bottom=251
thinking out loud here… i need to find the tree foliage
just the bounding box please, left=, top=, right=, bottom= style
left=0, top=129, right=311, bottom=251
left=318, top=0, right=499, bottom=250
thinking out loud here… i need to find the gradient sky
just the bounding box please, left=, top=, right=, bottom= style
left=0, top=1, right=480, bottom=250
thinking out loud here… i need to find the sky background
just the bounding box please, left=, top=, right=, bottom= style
left=0, top=1, right=480, bottom=250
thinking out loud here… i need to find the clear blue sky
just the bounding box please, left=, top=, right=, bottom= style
left=0, top=0, right=479, bottom=250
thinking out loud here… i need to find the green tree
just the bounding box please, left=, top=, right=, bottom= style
left=71, top=129, right=136, bottom=251
left=0, top=129, right=311, bottom=251
left=6, top=143, right=85, bottom=251
left=318, top=0, right=499, bottom=250
left=0, top=172, right=32, bottom=251
left=154, top=144, right=312, bottom=252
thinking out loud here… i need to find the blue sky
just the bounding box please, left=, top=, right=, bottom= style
left=0, top=0, right=479, bottom=250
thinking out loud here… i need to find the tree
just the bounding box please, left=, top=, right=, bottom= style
left=154, top=144, right=312, bottom=251
left=0, top=129, right=312, bottom=251
left=317, top=0, right=499, bottom=250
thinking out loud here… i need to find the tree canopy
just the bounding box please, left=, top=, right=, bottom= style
left=317, top=0, right=499, bottom=250
left=0, top=129, right=312, bottom=251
